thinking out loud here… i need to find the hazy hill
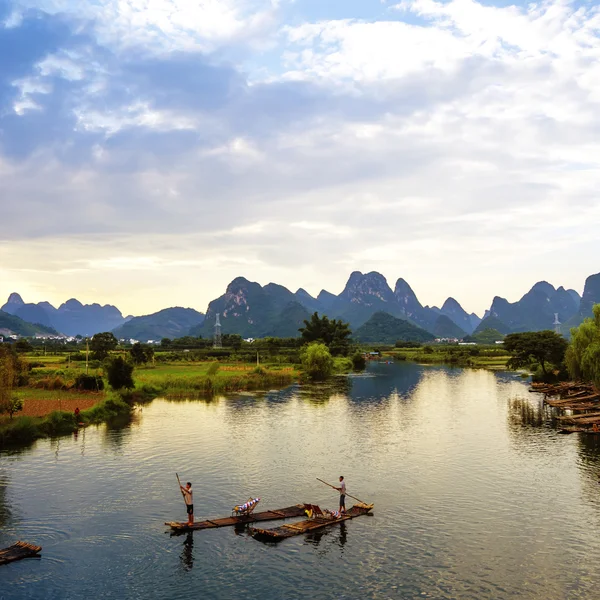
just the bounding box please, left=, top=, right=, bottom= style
left=113, top=308, right=205, bottom=342
left=353, top=312, right=435, bottom=344
left=0, top=310, right=58, bottom=337
left=564, top=272, right=600, bottom=332
left=485, top=281, right=580, bottom=334
left=1, top=293, right=126, bottom=336
left=432, top=315, right=467, bottom=338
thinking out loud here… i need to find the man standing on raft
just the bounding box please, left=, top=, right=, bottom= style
left=336, top=476, right=346, bottom=514
left=181, top=481, right=194, bottom=525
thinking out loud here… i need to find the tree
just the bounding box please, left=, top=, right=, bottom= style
left=299, top=313, right=352, bottom=356
left=504, top=331, right=568, bottom=376
left=105, top=356, right=135, bottom=390
left=0, top=396, right=24, bottom=420
left=130, top=343, right=154, bottom=365
left=566, top=304, right=600, bottom=385
left=90, top=332, right=119, bottom=360
left=15, top=338, right=32, bottom=353
left=0, top=346, right=17, bottom=416
left=300, top=342, right=334, bottom=380
left=351, top=351, right=366, bottom=371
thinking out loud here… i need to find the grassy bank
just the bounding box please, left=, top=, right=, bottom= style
left=383, top=346, right=511, bottom=370
left=130, top=362, right=300, bottom=400
left=0, top=394, right=132, bottom=448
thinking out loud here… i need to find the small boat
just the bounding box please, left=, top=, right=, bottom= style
left=0, top=541, right=42, bottom=566
left=166, top=504, right=308, bottom=531
left=249, top=502, right=374, bottom=542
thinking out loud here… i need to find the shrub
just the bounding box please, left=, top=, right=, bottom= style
left=105, top=356, right=135, bottom=390
left=351, top=352, right=366, bottom=371
left=75, top=374, right=105, bottom=391
left=206, top=362, right=220, bottom=376
left=301, top=342, right=334, bottom=381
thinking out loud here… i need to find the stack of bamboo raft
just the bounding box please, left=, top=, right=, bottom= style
left=531, top=382, right=600, bottom=432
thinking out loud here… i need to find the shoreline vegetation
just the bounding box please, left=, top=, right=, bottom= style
left=0, top=345, right=507, bottom=449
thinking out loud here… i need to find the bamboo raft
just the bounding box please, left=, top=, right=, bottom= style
left=166, top=504, right=308, bottom=531
left=529, top=382, right=600, bottom=430
left=249, top=503, right=374, bottom=542
left=0, top=542, right=42, bottom=566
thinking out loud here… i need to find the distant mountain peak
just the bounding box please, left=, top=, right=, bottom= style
left=339, top=271, right=393, bottom=304
left=62, top=298, right=84, bottom=309
left=442, top=297, right=461, bottom=311
left=530, top=281, right=556, bottom=297
left=6, top=292, right=24, bottom=305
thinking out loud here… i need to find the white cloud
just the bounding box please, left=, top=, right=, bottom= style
left=2, top=0, right=600, bottom=316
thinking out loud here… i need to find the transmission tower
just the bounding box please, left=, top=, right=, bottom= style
left=553, top=313, right=561, bottom=335
left=213, top=313, right=222, bottom=348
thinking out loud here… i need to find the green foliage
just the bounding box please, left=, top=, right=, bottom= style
left=206, top=362, right=220, bottom=376
left=351, top=352, right=366, bottom=371
left=300, top=342, right=334, bottom=380
left=566, top=304, right=600, bottom=385
left=464, top=328, right=505, bottom=344
left=42, top=410, right=76, bottom=434
left=90, top=332, right=119, bottom=360
left=75, top=374, right=105, bottom=391
left=395, top=340, right=422, bottom=348
left=354, top=312, right=434, bottom=344
left=130, top=342, right=155, bottom=365
left=105, top=356, right=135, bottom=390
left=504, top=330, right=568, bottom=376
left=14, top=338, right=33, bottom=353
left=0, top=396, right=24, bottom=419
left=299, top=312, right=352, bottom=356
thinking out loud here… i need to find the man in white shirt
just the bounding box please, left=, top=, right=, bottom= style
left=181, top=481, right=194, bottom=525
left=336, top=476, right=346, bottom=514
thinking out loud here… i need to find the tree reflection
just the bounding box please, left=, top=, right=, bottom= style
left=0, top=473, right=12, bottom=528
left=298, top=377, right=353, bottom=405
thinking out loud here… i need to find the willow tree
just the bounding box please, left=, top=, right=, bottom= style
left=566, top=304, right=600, bottom=386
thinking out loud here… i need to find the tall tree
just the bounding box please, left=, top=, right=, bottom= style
left=299, top=313, right=352, bottom=356
left=90, top=332, right=119, bottom=360
left=504, top=331, right=568, bottom=376
left=106, top=356, right=135, bottom=390
left=130, top=343, right=154, bottom=365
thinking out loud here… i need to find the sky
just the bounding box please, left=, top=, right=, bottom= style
left=0, top=0, right=599, bottom=317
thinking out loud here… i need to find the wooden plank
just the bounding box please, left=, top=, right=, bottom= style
left=0, top=542, right=42, bottom=566
left=166, top=504, right=307, bottom=531
left=250, top=503, right=373, bottom=542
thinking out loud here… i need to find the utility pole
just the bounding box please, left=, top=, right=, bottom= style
left=86, top=338, right=89, bottom=375
left=213, top=313, right=222, bottom=349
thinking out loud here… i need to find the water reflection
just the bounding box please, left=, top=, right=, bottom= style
left=179, top=531, right=194, bottom=572
left=4, top=363, right=600, bottom=600
left=297, top=377, right=353, bottom=404
left=0, top=473, right=12, bottom=528
left=305, top=521, right=348, bottom=556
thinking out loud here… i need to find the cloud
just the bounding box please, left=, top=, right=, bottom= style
left=0, top=0, right=599, bottom=315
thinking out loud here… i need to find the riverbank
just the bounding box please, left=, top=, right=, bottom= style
left=1, top=359, right=302, bottom=448
left=0, top=394, right=132, bottom=447
left=384, top=345, right=511, bottom=370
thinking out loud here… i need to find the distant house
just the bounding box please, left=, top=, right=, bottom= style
left=244, top=338, right=255, bottom=343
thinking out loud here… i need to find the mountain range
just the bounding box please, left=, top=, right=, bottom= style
left=2, top=270, right=600, bottom=342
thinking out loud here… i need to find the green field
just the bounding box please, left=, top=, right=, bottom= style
left=384, top=346, right=511, bottom=370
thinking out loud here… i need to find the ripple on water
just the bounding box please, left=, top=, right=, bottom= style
left=3, top=365, right=600, bottom=599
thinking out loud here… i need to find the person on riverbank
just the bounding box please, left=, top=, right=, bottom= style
left=336, top=476, right=346, bottom=514
left=181, top=481, right=194, bottom=525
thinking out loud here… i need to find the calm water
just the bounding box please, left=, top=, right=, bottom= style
left=2, top=362, right=600, bottom=599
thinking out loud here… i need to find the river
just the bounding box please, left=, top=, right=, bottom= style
left=2, top=361, right=600, bottom=599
